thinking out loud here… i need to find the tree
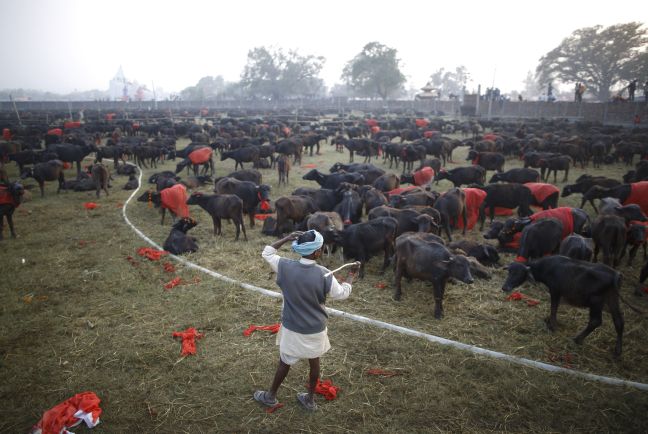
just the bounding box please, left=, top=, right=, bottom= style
left=240, top=47, right=325, bottom=100
left=536, top=22, right=648, bottom=101
left=429, top=66, right=470, bottom=99
left=521, top=70, right=542, bottom=100
left=341, top=42, right=406, bottom=100
left=180, top=75, right=226, bottom=101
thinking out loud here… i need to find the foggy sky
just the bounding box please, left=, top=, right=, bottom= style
left=1, top=0, right=644, bottom=95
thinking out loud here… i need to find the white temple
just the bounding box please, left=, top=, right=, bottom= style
left=108, top=66, right=155, bottom=101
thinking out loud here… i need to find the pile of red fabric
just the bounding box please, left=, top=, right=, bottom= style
left=83, top=202, right=99, bottom=210
left=624, top=181, right=648, bottom=215
left=160, top=184, right=190, bottom=218
left=505, top=291, right=540, bottom=306
left=30, top=392, right=102, bottom=434
left=529, top=207, right=574, bottom=239
left=137, top=247, right=169, bottom=261
left=172, top=327, right=205, bottom=356
left=188, top=147, right=213, bottom=165
left=164, top=277, right=182, bottom=289
left=243, top=323, right=281, bottom=336
left=524, top=183, right=559, bottom=207
left=313, top=379, right=339, bottom=400
left=412, top=167, right=434, bottom=186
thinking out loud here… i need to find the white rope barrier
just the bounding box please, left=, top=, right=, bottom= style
left=122, top=168, right=648, bottom=392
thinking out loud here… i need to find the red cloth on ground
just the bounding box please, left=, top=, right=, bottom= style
left=137, top=247, right=169, bottom=261
left=164, top=277, right=182, bottom=289
left=624, top=181, right=648, bottom=215
left=412, top=167, right=434, bottom=186
left=172, top=327, right=204, bottom=356
left=31, top=391, right=102, bottom=434
left=188, top=147, right=213, bottom=165
left=366, top=119, right=378, bottom=127
left=524, top=182, right=559, bottom=205
left=64, top=121, right=81, bottom=129
left=47, top=128, right=63, bottom=136
left=301, top=163, right=317, bottom=168
left=160, top=184, right=190, bottom=218
left=415, top=119, right=429, bottom=128
left=529, top=207, right=574, bottom=239
left=483, top=133, right=498, bottom=141
left=313, top=379, right=339, bottom=400
left=387, top=185, right=419, bottom=196
left=506, top=291, right=540, bottom=306
left=83, top=202, right=98, bottom=210
left=243, top=323, right=281, bottom=336
left=163, top=262, right=176, bottom=273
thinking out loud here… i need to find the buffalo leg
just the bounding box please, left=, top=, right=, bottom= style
left=240, top=217, right=247, bottom=241
left=573, top=307, right=603, bottom=346
left=607, top=295, right=624, bottom=356
left=8, top=212, right=16, bottom=238
left=592, top=243, right=599, bottom=262
left=39, top=181, right=45, bottom=197
left=211, top=216, right=220, bottom=235
left=545, top=292, right=561, bottom=331
left=432, top=280, right=445, bottom=319
left=394, top=256, right=403, bottom=301
left=160, top=209, right=166, bottom=225
left=248, top=210, right=255, bottom=228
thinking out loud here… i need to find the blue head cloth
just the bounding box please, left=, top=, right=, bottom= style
left=291, top=230, right=324, bottom=256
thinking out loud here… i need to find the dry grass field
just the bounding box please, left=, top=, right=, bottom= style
left=1, top=129, right=648, bottom=433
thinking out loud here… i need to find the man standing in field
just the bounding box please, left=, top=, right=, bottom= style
left=255, top=230, right=355, bottom=411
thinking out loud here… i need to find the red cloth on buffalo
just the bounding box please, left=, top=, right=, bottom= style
left=47, top=128, right=63, bottom=136
left=371, top=126, right=381, bottom=134
left=366, top=119, right=378, bottom=127
left=2, top=128, right=11, bottom=140
left=0, top=185, right=19, bottom=206
left=624, top=181, right=648, bottom=215
left=387, top=185, right=420, bottom=196
left=160, top=184, right=190, bottom=218
left=458, top=188, right=486, bottom=230
left=457, top=188, right=513, bottom=230
left=423, top=130, right=435, bottom=138
left=31, top=391, right=102, bottom=434
left=412, top=167, right=434, bottom=186
left=483, top=133, right=498, bottom=141
left=524, top=182, right=559, bottom=205
left=188, top=147, right=213, bottom=165
left=64, top=121, right=81, bottom=129
left=507, top=232, right=522, bottom=250
left=415, top=119, right=429, bottom=128
left=529, top=207, right=574, bottom=239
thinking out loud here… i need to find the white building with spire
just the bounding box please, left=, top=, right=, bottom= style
left=108, top=66, right=155, bottom=101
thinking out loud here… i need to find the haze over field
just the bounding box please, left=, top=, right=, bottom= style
left=0, top=0, right=645, bottom=95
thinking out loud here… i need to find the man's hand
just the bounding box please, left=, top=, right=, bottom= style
left=270, top=231, right=304, bottom=250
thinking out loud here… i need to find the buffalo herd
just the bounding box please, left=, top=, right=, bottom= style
left=2, top=109, right=648, bottom=357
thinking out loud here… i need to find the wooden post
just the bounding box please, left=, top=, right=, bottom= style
left=10, top=94, right=23, bottom=127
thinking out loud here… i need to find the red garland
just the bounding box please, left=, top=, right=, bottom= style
left=312, top=379, right=339, bottom=400
left=243, top=323, right=281, bottom=336
left=172, top=327, right=205, bottom=356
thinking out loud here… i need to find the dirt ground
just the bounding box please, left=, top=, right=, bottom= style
left=1, top=129, right=647, bottom=433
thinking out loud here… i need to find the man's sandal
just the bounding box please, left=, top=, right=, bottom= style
left=254, top=390, right=278, bottom=407
left=297, top=392, right=317, bottom=411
